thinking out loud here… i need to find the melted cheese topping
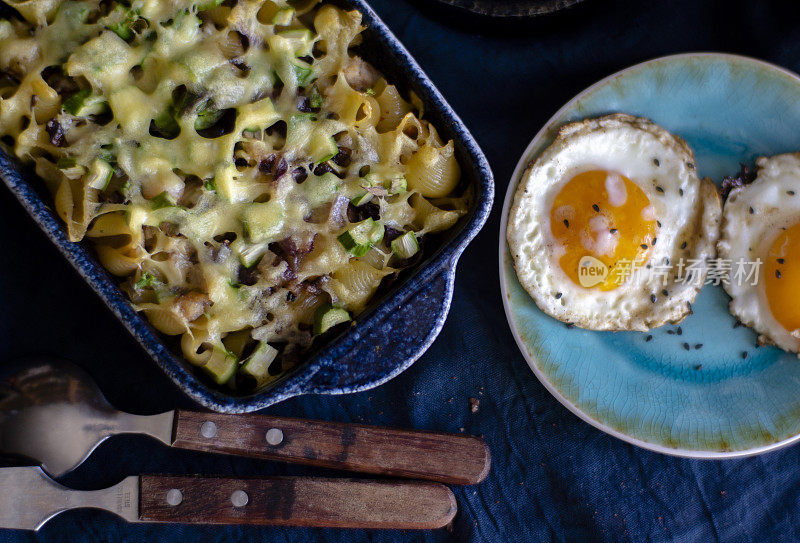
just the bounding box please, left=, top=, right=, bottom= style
left=0, top=0, right=468, bottom=388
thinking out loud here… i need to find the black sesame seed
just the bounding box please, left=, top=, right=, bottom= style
left=667, top=330, right=675, bottom=335
left=645, top=334, right=653, bottom=342
left=564, top=219, right=569, bottom=228
left=695, top=364, right=703, bottom=370
left=680, top=241, right=687, bottom=250
left=652, top=238, right=657, bottom=246
left=687, top=162, right=695, bottom=169
left=749, top=206, right=755, bottom=214
left=555, top=292, right=562, bottom=299
left=657, top=220, right=662, bottom=228
left=778, top=258, right=785, bottom=264
left=683, top=342, right=690, bottom=351
left=661, top=289, right=669, bottom=297
left=679, top=188, right=684, bottom=196
left=776, top=270, right=782, bottom=279
left=641, top=244, right=648, bottom=250
left=650, top=294, right=657, bottom=303
left=656, top=186, right=664, bottom=193
left=610, top=228, right=618, bottom=234
left=653, top=158, right=660, bottom=166
left=695, top=343, right=703, bottom=350
left=592, top=204, right=600, bottom=212
left=677, top=326, right=682, bottom=335
left=789, top=190, right=796, bottom=195
left=741, top=351, right=748, bottom=359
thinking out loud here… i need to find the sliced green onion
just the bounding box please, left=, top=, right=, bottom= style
left=237, top=242, right=270, bottom=268
left=150, top=191, right=177, bottom=210
left=309, top=86, right=323, bottom=109
left=152, top=109, right=180, bottom=139
left=390, top=231, right=419, bottom=260
left=194, top=101, right=224, bottom=130
left=313, top=304, right=351, bottom=335
left=87, top=159, right=114, bottom=190
left=63, top=89, right=108, bottom=116
left=350, top=192, right=374, bottom=207
left=134, top=272, right=156, bottom=289
left=291, top=61, right=315, bottom=87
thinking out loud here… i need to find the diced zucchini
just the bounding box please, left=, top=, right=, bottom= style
left=310, top=132, right=337, bottom=164
left=237, top=242, right=270, bottom=268
left=337, top=218, right=383, bottom=257
left=241, top=201, right=285, bottom=243
left=63, top=89, right=109, bottom=116
left=313, top=304, right=351, bottom=335
left=350, top=192, right=373, bottom=207
left=202, top=348, right=238, bottom=385
left=391, top=231, right=419, bottom=259
left=272, top=7, right=295, bottom=26
left=87, top=159, right=114, bottom=190
left=239, top=342, right=279, bottom=386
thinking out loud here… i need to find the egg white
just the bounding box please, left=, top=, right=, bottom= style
left=507, top=114, right=721, bottom=331
left=718, top=153, right=800, bottom=353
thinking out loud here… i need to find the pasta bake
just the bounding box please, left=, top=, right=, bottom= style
left=0, top=0, right=469, bottom=389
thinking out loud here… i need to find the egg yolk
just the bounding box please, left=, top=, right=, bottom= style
left=765, top=223, right=800, bottom=333
left=550, top=170, right=657, bottom=290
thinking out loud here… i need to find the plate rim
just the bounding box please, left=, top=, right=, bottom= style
left=498, top=51, right=800, bottom=458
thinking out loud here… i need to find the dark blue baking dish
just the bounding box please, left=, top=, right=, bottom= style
left=0, top=0, right=493, bottom=412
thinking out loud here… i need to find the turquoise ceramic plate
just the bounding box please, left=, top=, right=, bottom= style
left=499, top=53, right=800, bottom=457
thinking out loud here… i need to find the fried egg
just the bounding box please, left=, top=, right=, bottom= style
left=507, top=114, right=721, bottom=331
left=718, top=153, right=800, bottom=353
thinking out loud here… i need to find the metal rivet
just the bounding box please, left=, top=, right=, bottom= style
left=166, top=489, right=183, bottom=506
left=231, top=490, right=249, bottom=508
left=200, top=421, right=217, bottom=439
left=265, top=428, right=283, bottom=446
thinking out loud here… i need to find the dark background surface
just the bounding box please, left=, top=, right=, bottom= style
left=3, top=0, right=800, bottom=541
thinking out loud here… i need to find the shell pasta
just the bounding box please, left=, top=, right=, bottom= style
left=0, top=0, right=468, bottom=389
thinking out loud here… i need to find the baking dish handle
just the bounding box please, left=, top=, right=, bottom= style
left=305, top=265, right=455, bottom=393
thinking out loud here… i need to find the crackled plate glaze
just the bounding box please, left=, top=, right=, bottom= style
left=500, top=53, right=800, bottom=457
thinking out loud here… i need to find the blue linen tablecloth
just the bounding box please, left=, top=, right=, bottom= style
left=3, top=0, right=800, bottom=541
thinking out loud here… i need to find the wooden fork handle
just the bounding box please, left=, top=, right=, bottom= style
left=139, top=475, right=456, bottom=529
left=171, top=411, right=490, bottom=485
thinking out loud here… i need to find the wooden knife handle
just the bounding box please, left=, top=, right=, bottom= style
left=138, top=475, right=456, bottom=529
left=171, top=411, right=490, bottom=485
